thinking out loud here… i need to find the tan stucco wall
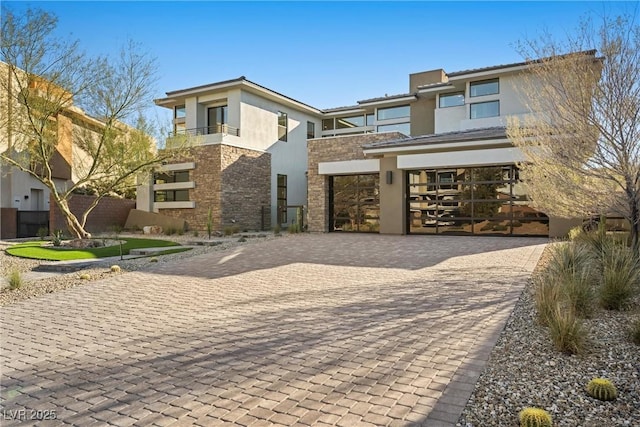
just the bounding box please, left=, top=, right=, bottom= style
left=549, top=217, right=583, bottom=238
left=307, top=132, right=405, bottom=233
left=379, top=156, right=405, bottom=234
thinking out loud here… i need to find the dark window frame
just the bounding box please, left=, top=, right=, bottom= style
left=277, top=174, right=287, bottom=223
left=470, top=100, right=500, bottom=119
left=278, top=111, right=288, bottom=142
left=439, top=91, right=465, bottom=108
left=469, top=78, right=499, bottom=97
left=307, top=121, right=315, bottom=139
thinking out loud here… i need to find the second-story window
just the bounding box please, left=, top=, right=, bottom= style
left=439, top=92, right=465, bottom=108
left=470, top=100, right=500, bottom=119
left=175, top=105, right=185, bottom=119
left=307, top=121, right=315, bottom=139
left=278, top=111, right=288, bottom=142
left=207, top=105, right=227, bottom=134
left=377, top=105, right=410, bottom=120
left=470, top=79, right=499, bottom=97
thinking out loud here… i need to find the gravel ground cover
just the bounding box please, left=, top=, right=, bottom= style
left=458, top=245, right=640, bottom=427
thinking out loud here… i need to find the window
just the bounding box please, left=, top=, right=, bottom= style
left=322, top=118, right=334, bottom=131
left=307, top=121, right=315, bottom=139
left=470, top=101, right=500, bottom=119
left=439, top=92, right=465, bottom=108
left=377, top=105, right=410, bottom=120
left=174, top=105, right=185, bottom=119
left=336, top=115, right=365, bottom=129
left=207, top=105, right=227, bottom=134
left=278, top=111, right=288, bottom=142
left=154, top=171, right=190, bottom=184
left=377, top=122, right=411, bottom=135
left=366, top=113, right=374, bottom=126
left=154, top=190, right=190, bottom=202
left=277, top=174, right=287, bottom=223
left=470, top=79, right=499, bottom=97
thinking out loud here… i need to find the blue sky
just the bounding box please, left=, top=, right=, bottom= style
left=3, top=1, right=632, bottom=115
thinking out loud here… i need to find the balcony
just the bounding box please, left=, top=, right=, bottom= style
left=165, top=124, right=241, bottom=149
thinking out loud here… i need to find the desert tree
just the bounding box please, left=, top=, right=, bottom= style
left=507, top=13, right=640, bottom=251
left=0, top=7, right=182, bottom=239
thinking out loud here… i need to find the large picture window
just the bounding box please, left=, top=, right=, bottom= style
left=470, top=78, right=499, bottom=97
left=407, top=166, right=548, bottom=236
left=207, top=105, right=227, bottom=134
left=470, top=101, right=500, bottom=119
left=439, top=92, right=465, bottom=108
left=377, top=105, right=410, bottom=120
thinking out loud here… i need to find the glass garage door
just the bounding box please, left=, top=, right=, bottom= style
left=407, top=166, right=549, bottom=236
left=329, top=174, right=380, bottom=233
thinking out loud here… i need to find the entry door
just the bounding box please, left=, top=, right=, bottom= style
left=207, top=105, right=228, bottom=134
left=30, top=189, right=44, bottom=210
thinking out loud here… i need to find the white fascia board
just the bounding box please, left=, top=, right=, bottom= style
left=448, top=64, right=529, bottom=81
left=158, top=162, right=195, bottom=172
left=318, top=159, right=380, bottom=175
left=397, top=147, right=526, bottom=169
left=363, top=138, right=509, bottom=156
left=154, top=201, right=196, bottom=209
left=153, top=182, right=196, bottom=191
left=358, top=95, right=417, bottom=107
left=417, top=84, right=455, bottom=94
left=323, top=108, right=367, bottom=116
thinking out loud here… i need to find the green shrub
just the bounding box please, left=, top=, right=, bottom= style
left=599, top=244, right=640, bottom=310
left=164, top=227, right=177, bottom=236
left=629, top=318, right=640, bottom=345
left=192, top=230, right=199, bottom=237
left=52, top=230, right=64, bottom=247
left=533, top=274, right=562, bottom=326
left=110, top=265, right=121, bottom=273
left=223, top=226, right=235, bottom=236
left=568, top=226, right=583, bottom=241
left=78, top=273, right=91, bottom=280
left=7, top=269, right=23, bottom=290
left=149, top=257, right=158, bottom=263
left=586, top=378, right=617, bottom=401
left=37, top=227, right=49, bottom=240
left=518, top=407, right=552, bottom=427
left=545, top=243, right=596, bottom=318
left=547, top=305, right=585, bottom=355
left=288, top=223, right=300, bottom=234
left=273, top=224, right=281, bottom=235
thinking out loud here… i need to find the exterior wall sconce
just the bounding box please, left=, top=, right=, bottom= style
left=386, top=170, right=393, bottom=185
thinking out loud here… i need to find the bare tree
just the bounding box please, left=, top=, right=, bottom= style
left=508, top=13, right=640, bottom=251
left=0, top=7, right=179, bottom=239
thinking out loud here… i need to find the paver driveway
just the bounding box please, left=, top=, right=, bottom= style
left=1, top=234, right=546, bottom=427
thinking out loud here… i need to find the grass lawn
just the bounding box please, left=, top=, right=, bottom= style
left=5, top=238, right=182, bottom=261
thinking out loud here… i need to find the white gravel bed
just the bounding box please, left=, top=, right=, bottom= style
left=0, top=232, right=282, bottom=306
left=458, top=249, right=640, bottom=427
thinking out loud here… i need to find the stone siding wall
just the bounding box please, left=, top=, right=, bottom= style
left=49, top=194, right=136, bottom=234
left=158, top=144, right=270, bottom=233
left=158, top=145, right=222, bottom=232
left=307, top=133, right=404, bottom=233
left=220, top=145, right=271, bottom=231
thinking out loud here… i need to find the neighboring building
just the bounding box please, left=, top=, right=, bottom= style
left=142, top=78, right=322, bottom=231
left=0, top=62, right=139, bottom=238
left=151, top=54, right=595, bottom=237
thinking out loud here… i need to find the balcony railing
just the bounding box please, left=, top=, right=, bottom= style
left=172, top=124, right=240, bottom=137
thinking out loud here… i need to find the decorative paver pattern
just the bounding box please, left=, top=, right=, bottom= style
left=0, top=234, right=546, bottom=426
